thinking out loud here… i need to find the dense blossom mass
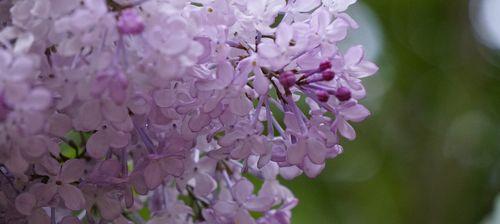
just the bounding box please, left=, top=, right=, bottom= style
left=0, top=0, right=378, bottom=223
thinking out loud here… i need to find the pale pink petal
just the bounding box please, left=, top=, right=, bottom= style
left=213, top=201, right=238, bottom=215
left=22, top=136, right=47, bottom=159
left=230, top=144, right=252, bottom=160
left=279, top=166, right=303, bottom=180
left=59, top=184, right=86, bottom=210
left=129, top=172, right=148, bottom=195
left=311, top=8, right=331, bottom=31
left=276, top=23, right=294, bottom=49
left=247, top=0, right=266, bottom=15
left=302, top=157, right=325, bottom=178
left=28, top=208, right=50, bottom=224
left=160, top=157, right=184, bottom=177
left=229, top=95, right=253, bottom=116
left=244, top=196, right=274, bottom=212
left=344, top=45, right=364, bottom=67
left=337, top=119, right=356, bottom=140
left=86, top=130, right=109, bottom=159
left=188, top=112, right=211, bottom=132
left=101, top=100, right=128, bottom=123
left=47, top=113, right=72, bottom=137
left=307, top=138, right=327, bottom=165
left=235, top=209, right=255, bottom=224
left=258, top=40, right=280, bottom=58
left=286, top=141, right=307, bottom=165
left=216, top=62, right=235, bottom=89
left=106, top=128, right=130, bottom=148
left=60, top=159, right=85, bottom=183
left=283, top=112, right=301, bottom=134
left=60, top=216, right=81, bottom=224
left=76, top=100, right=102, bottom=131
left=232, top=179, right=253, bottom=204
left=193, top=173, right=217, bottom=197
left=23, top=87, right=51, bottom=110
left=96, top=195, right=122, bottom=221
left=30, top=183, right=58, bottom=205
left=153, top=89, right=176, bottom=108
left=144, top=161, right=162, bottom=189
left=5, top=149, right=29, bottom=175
left=253, top=69, right=269, bottom=96
left=340, top=104, right=370, bottom=122
left=350, top=60, right=379, bottom=78
left=15, top=192, right=36, bottom=215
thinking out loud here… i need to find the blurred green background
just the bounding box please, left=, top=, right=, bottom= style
left=287, top=0, right=500, bottom=223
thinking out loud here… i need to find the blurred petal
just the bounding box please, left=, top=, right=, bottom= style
left=77, top=100, right=102, bottom=131
left=47, top=113, right=72, bottom=137
left=307, top=138, right=327, bottom=165
left=28, top=208, right=50, bottom=224
left=160, top=157, right=184, bottom=177
left=344, top=45, right=364, bottom=67
left=213, top=201, right=238, bottom=215
left=60, top=159, right=85, bottom=183
left=337, top=119, right=356, bottom=140
left=15, top=192, right=36, bottom=215
left=233, top=179, right=253, bottom=204
left=253, top=69, right=269, bottom=95
left=245, top=196, right=274, bottom=212
left=302, top=157, right=325, bottom=178
left=340, top=104, right=370, bottom=122
left=86, top=130, right=109, bottom=159
left=60, top=216, right=81, bottom=224
left=235, top=209, right=255, bottom=224
left=96, top=195, right=122, bottom=221
left=193, top=173, right=217, bottom=197
left=59, top=184, right=86, bottom=210
left=144, top=161, right=162, bottom=189
left=287, top=140, right=307, bottom=165
left=153, top=89, right=176, bottom=108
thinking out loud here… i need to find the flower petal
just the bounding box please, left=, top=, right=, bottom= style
left=59, top=184, right=86, bottom=210
left=15, top=192, right=36, bottom=215
left=60, top=159, right=85, bottom=183
left=235, top=208, right=256, bottom=224
left=160, top=157, right=184, bottom=177
left=144, top=161, right=162, bottom=189
left=47, top=113, right=72, bottom=137
left=245, top=196, right=274, bottom=212
left=232, top=179, right=253, bottom=204
left=96, top=195, right=122, bottom=220
left=86, top=130, right=109, bottom=159
left=193, top=173, right=217, bottom=197
left=307, top=138, right=327, bottom=165
left=287, top=140, right=307, bottom=165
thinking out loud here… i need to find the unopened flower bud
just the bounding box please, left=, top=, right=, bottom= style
left=315, top=90, right=329, bottom=102
left=117, top=9, right=145, bottom=35
left=279, top=71, right=296, bottom=89
left=335, top=87, right=351, bottom=101
left=321, top=70, right=335, bottom=81
left=319, top=61, right=332, bottom=71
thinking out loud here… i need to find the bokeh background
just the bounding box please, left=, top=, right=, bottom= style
left=287, top=0, right=500, bottom=223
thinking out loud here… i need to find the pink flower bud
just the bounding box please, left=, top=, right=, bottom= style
left=279, top=71, right=296, bottom=89
left=335, top=87, right=351, bottom=101
left=117, top=9, right=145, bottom=35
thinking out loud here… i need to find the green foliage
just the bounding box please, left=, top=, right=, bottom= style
left=288, top=1, right=500, bottom=223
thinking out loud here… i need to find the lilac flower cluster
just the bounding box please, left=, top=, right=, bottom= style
left=0, top=0, right=378, bottom=223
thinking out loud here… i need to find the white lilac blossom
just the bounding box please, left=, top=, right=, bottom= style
left=0, top=0, right=378, bottom=223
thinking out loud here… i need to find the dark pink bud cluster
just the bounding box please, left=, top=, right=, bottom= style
left=117, top=9, right=145, bottom=35
left=335, top=87, right=352, bottom=101
left=279, top=71, right=296, bottom=89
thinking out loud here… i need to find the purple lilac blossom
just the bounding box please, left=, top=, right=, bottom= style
left=0, top=0, right=378, bottom=223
